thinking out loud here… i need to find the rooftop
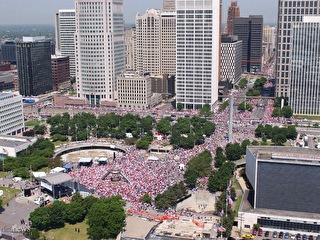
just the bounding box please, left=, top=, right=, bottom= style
left=41, top=172, right=73, bottom=185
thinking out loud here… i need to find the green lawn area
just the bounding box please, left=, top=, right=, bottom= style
left=42, top=221, right=89, bottom=240
left=0, top=172, right=9, bottom=178
left=233, top=182, right=241, bottom=191
left=234, top=195, right=243, bottom=217
left=0, top=186, right=21, bottom=207
left=53, top=140, right=69, bottom=147
left=257, top=140, right=291, bottom=146
left=25, top=120, right=40, bottom=126
left=294, top=115, right=320, bottom=121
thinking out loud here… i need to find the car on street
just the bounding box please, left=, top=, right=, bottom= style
left=317, top=235, right=320, bottom=240
left=279, top=232, right=284, bottom=239
left=285, top=232, right=290, bottom=239
left=265, top=231, right=270, bottom=237
left=309, top=235, right=314, bottom=240
left=303, top=234, right=307, bottom=240
left=273, top=231, right=278, bottom=238
left=296, top=233, right=301, bottom=240
left=258, top=228, right=263, bottom=237
left=252, top=229, right=257, bottom=236
left=242, top=234, right=254, bottom=239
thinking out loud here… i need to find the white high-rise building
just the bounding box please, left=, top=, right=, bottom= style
left=163, top=0, right=176, bottom=12
left=176, top=0, right=220, bottom=110
left=160, top=12, right=176, bottom=76
left=276, top=0, right=320, bottom=98
left=75, top=0, right=125, bottom=106
left=125, top=27, right=136, bottom=71
left=290, top=16, right=320, bottom=115
left=135, top=9, right=162, bottom=75
left=55, top=9, right=76, bottom=77
left=0, top=93, right=24, bottom=135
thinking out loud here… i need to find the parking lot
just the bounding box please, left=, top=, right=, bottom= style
left=242, top=229, right=320, bottom=240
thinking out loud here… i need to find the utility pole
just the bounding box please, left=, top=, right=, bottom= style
left=228, top=94, right=233, bottom=143
left=238, top=213, right=244, bottom=237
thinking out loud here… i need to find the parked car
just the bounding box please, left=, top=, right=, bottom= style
left=317, top=235, right=320, bottom=240
left=273, top=231, right=278, bottom=238
left=279, top=232, right=284, bottom=239
left=308, top=235, right=314, bottom=240
left=296, top=233, right=301, bottom=240
left=285, top=232, right=290, bottom=239
left=258, top=228, right=263, bottom=237
left=252, top=229, right=257, bottom=236
left=242, top=234, right=254, bottom=239
left=265, top=231, right=270, bottom=237
left=302, top=234, right=307, bottom=240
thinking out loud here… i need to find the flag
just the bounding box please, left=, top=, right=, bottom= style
left=2, top=148, right=8, bottom=154
left=216, top=223, right=226, bottom=232
left=228, top=197, right=234, bottom=205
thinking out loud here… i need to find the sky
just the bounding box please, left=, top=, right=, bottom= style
left=0, top=0, right=277, bottom=25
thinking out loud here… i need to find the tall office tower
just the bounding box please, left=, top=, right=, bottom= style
left=160, top=11, right=176, bottom=76
left=125, top=27, right=136, bottom=71
left=234, top=15, right=263, bottom=73
left=262, top=25, right=277, bottom=70
left=226, top=0, right=240, bottom=36
left=0, top=93, right=24, bottom=135
left=176, top=0, right=220, bottom=110
left=1, top=40, right=16, bottom=64
left=221, top=35, right=242, bottom=84
left=290, top=16, right=320, bottom=115
left=75, top=0, right=125, bottom=107
left=16, top=37, right=53, bottom=96
left=163, top=0, right=176, bottom=12
left=135, top=9, right=161, bottom=75
left=276, top=0, right=320, bottom=98
left=55, top=9, right=76, bottom=77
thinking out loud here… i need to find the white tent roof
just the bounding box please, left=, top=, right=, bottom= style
left=99, top=157, right=108, bottom=162
left=148, top=155, right=159, bottom=161
left=79, top=157, right=93, bottom=163
left=32, top=172, right=46, bottom=178
left=50, top=167, right=65, bottom=173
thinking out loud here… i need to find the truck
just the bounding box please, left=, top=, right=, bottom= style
left=23, top=98, right=35, bottom=103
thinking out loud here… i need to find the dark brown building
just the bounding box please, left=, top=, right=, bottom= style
left=51, top=55, right=70, bottom=91
left=226, top=0, right=240, bottom=36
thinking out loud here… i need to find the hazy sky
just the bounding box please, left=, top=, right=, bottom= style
left=0, top=0, right=277, bottom=25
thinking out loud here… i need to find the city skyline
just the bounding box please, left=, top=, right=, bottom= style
left=0, top=0, right=278, bottom=25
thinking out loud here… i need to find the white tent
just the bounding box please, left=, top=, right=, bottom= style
left=50, top=167, right=65, bottom=174
left=147, top=155, right=159, bottom=161
left=178, top=163, right=185, bottom=171
left=32, top=172, right=46, bottom=178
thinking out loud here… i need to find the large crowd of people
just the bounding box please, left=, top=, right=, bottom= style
left=67, top=94, right=276, bottom=213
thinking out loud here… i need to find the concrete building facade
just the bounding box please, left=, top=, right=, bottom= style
left=276, top=0, right=320, bottom=98
left=220, top=35, right=242, bottom=84
left=163, top=0, right=176, bottom=12
left=51, top=55, right=70, bottom=91
left=117, top=72, right=152, bottom=109
left=55, top=9, right=76, bottom=78
left=290, top=16, right=320, bottom=115
left=125, top=27, right=136, bottom=71
left=176, top=0, right=220, bottom=110
left=16, top=37, right=53, bottom=96
left=135, top=9, right=162, bottom=75
left=0, top=93, right=24, bottom=135
left=1, top=40, right=16, bottom=64
left=234, top=15, right=263, bottom=73
left=75, top=0, right=125, bottom=107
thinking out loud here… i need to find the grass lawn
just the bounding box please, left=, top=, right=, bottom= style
left=234, top=195, right=243, bottom=217
left=0, top=186, right=21, bottom=207
left=0, top=172, right=9, bottom=178
left=25, top=120, right=40, bottom=126
left=42, top=221, right=89, bottom=240
left=294, top=115, right=320, bottom=121
left=233, top=182, right=241, bottom=191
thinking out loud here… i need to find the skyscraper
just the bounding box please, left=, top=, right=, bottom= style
left=55, top=9, right=76, bottom=77
left=234, top=15, right=263, bottom=73
left=163, top=0, right=176, bottom=12
left=1, top=40, right=17, bottom=64
left=125, top=27, right=136, bottom=71
left=160, top=11, right=176, bottom=76
left=276, top=0, right=320, bottom=98
left=290, top=16, right=320, bottom=115
left=16, top=37, right=53, bottom=96
left=135, top=9, right=161, bottom=75
left=75, top=0, right=125, bottom=107
left=176, top=0, right=220, bottom=110
left=226, top=0, right=240, bottom=36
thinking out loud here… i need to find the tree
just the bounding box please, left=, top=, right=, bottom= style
left=286, top=125, right=297, bottom=140
left=199, top=103, right=213, bottom=117
left=87, top=196, right=126, bottom=240
left=225, top=143, right=242, bottom=161
left=272, top=107, right=281, bottom=117
left=281, top=106, right=293, bottom=118
left=140, top=193, right=152, bottom=204
left=241, top=139, right=251, bottom=155
left=29, top=206, right=51, bottom=230
left=177, top=103, right=183, bottom=111
left=26, top=228, right=40, bottom=240
left=272, top=133, right=287, bottom=146
left=34, top=124, right=46, bottom=135
left=65, top=202, right=86, bottom=224
left=238, top=78, right=248, bottom=89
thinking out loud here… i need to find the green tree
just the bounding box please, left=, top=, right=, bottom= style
left=87, top=196, right=126, bottom=240
left=34, top=124, right=46, bottom=135
left=241, top=139, right=251, bottom=155
left=272, top=107, right=281, bottom=117
left=281, top=106, right=293, bottom=118
left=65, top=202, right=86, bottom=224
left=272, top=133, right=287, bottom=146
left=177, top=103, right=183, bottom=111
left=199, top=103, right=213, bottom=117
left=13, top=167, right=29, bottom=178
left=286, top=125, right=297, bottom=140
left=140, top=193, right=152, bottom=204
left=225, top=143, right=242, bottom=161
left=27, top=228, right=40, bottom=240
left=238, top=78, right=248, bottom=89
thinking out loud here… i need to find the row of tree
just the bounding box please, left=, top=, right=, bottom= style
left=1, top=138, right=58, bottom=177
left=28, top=194, right=125, bottom=240
left=246, top=77, right=267, bottom=96
left=184, top=150, right=213, bottom=188
left=154, top=182, right=187, bottom=210
left=255, top=124, right=297, bottom=145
